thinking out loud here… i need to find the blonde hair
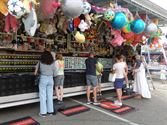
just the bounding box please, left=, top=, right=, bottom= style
left=56, top=53, right=63, bottom=61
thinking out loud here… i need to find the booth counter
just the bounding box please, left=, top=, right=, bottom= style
left=0, top=50, right=113, bottom=108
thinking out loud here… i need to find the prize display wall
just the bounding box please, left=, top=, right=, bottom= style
left=0, top=48, right=112, bottom=97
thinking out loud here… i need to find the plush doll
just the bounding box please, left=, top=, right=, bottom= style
left=74, top=31, right=85, bottom=43
left=45, top=22, right=57, bottom=35
left=57, top=15, right=68, bottom=34
left=22, top=8, right=40, bottom=36
left=0, top=0, right=8, bottom=16
left=78, top=20, right=89, bottom=32
left=110, top=30, right=125, bottom=47
left=5, top=13, right=18, bottom=32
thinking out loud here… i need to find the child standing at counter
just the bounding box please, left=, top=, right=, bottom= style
left=54, top=53, right=65, bottom=104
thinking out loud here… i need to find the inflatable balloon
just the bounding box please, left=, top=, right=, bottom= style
left=146, top=23, right=158, bottom=34
left=130, top=19, right=145, bottom=34
left=0, top=0, right=8, bottom=16
left=61, top=0, right=84, bottom=18
left=122, top=23, right=131, bottom=33
left=104, top=9, right=115, bottom=21
left=75, top=31, right=85, bottom=43
left=82, top=2, right=91, bottom=14
left=8, top=0, right=26, bottom=18
left=111, top=12, right=127, bottom=30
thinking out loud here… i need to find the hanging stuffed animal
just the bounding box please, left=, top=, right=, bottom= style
left=22, top=8, right=40, bottom=36
left=40, top=0, right=59, bottom=19
left=0, top=0, right=8, bottom=16
left=23, top=0, right=39, bottom=13
left=57, top=15, right=68, bottom=34
left=78, top=20, right=89, bottom=32
left=110, top=30, right=125, bottom=47
left=5, top=13, right=18, bottom=32
left=45, top=22, right=57, bottom=35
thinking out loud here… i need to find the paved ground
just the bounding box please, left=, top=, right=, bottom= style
left=1, top=79, right=167, bottom=125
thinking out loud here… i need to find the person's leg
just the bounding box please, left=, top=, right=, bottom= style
left=98, top=76, right=102, bottom=95
left=46, top=76, right=54, bottom=113
left=60, top=86, right=63, bottom=101
left=93, top=86, right=97, bottom=102
left=86, top=75, right=91, bottom=102
left=116, top=88, right=122, bottom=102
left=60, top=76, right=64, bottom=101
left=39, top=76, right=47, bottom=115
left=91, top=75, right=98, bottom=103
left=55, top=76, right=61, bottom=101
left=55, top=86, right=60, bottom=101
left=87, top=86, right=91, bottom=102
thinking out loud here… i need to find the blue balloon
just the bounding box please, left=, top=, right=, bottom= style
left=130, top=19, right=146, bottom=34
left=110, top=12, right=127, bottom=30
left=68, top=20, right=74, bottom=32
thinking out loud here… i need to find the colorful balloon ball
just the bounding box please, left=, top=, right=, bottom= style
left=7, top=0, right=26, bottom=18
left=61, top=0, right=84, bottom=18
left=130, top=19, right=146, bottom=34
left=146, top=23, right=158, bottom=34
left=104, top=9, right=115, bottom=21
left=82, top=2, right=91, bottom=14
left=122, top=23, right=131, bottom=33
left=111, top=12, right=127, bottom=30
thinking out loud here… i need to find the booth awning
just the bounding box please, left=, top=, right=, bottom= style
left=89, top=0, right=167, bottom=26
left=122, top=0, right=167, bottom=25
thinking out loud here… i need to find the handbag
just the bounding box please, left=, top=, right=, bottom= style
left=108, top=73, right=116, bottom=82
left=35, top=62, right=40, bottom=86
left=35, top=75, right=40, bottom=86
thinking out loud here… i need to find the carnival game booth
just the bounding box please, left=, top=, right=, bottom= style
left=0, top=0, right=167, bottom=108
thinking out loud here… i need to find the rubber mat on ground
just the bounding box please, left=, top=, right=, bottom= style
left=0, top=116, right=40, bottom=125
left=114, top=93, right=140, bottom=100
left=61, top=105, right=90, bottom=116
left=97, top=99, right=135, bottom=115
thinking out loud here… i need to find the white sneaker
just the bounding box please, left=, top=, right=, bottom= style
left=87, top=101, right=92, bottom=105
left=93, top=102, right=100, bottom=105
left=114, top=100, right=122, bottom=106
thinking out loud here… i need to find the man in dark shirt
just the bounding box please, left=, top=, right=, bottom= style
left=85, top=52, right=99, bottom=105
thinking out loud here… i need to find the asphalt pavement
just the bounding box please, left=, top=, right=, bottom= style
left=1, top=79, right=167, bottom=125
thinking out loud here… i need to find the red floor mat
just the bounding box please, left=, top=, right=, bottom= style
left=98, top=99, right=135, bottom=115
left=114, top=93, right=140, bottom=100
left=0, top=116, right=40, bottom=125
left=61, top=105, right=90, bottom=116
